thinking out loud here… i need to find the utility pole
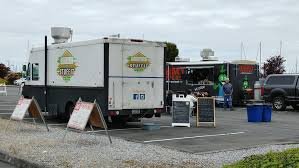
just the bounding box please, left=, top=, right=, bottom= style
left=240, top=42, right=243, bottom=60
left=279, top=40, right=282, bottom=56
left=259, top=42, right=262, bottom=77
left=296, top=56, right=298, bottom=73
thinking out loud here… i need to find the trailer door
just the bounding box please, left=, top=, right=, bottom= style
left=121, top=43, right=163, bottom=109
left=122, top=79, right=154, bottom=109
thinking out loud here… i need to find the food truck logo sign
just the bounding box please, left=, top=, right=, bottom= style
left=57, top=50, right=78, bottom=82
left=127, top=52, right=150, bottom=72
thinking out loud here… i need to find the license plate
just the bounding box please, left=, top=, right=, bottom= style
left=132, top=109, right=140, bottom=114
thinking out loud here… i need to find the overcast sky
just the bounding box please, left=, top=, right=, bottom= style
left=1, top=0, right=299, bottom=72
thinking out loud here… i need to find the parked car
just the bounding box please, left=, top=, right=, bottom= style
left=14, top=78, right=26, bottom=85
left=263, top=74, right=299, bottom=111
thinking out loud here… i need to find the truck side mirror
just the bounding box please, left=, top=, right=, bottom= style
left=22, top=65, right=27, bottom=71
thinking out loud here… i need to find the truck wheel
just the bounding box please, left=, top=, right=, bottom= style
left=155, top=113, right=161, bottom=117
left=65, top=102, right=75, bottom=119
left=291, top=105, right=299, bottom=110
left=111, top=116, right=127, bottom=128
left=272, top=96, right=286, bottom=111
left=144, top=113, right=154, bottom=118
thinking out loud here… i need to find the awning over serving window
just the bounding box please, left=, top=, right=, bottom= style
left=185, top=66, right=214, bottom=69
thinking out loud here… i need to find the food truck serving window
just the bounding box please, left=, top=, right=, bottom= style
left=185, top=66, right=214, bottom=85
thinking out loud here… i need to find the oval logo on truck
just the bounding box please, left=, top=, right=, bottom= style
left=127, top=52, right=151, bottom=72
left=57, top=50, right=78, bottom=82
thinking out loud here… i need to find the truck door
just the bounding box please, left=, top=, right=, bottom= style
left=122, top=80, right=154, bottom=109
left=121, top=44, right=155, bottom=109
left=280, top=75, right=297, bottom=101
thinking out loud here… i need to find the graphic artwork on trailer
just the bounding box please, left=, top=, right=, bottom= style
left=127, top=52, right=151, bottom=72
left=57, top=50, right=78, bottom=82
left=213, top=65, right=227, bottom=98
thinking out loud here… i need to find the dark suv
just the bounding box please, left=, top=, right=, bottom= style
left=263, top=74, right=299, bottom=111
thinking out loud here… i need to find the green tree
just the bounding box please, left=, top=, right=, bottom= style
left=0, top=63, right=10, bottom=78
left=262, top=55, right=286, bottom=77
left=165, top=42, right=179, bottom=62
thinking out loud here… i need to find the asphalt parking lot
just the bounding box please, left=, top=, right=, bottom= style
left=1, top=86, right=299, bottom=154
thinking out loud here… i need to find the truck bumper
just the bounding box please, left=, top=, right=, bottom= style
left=108, top=108, right=164, bottom=117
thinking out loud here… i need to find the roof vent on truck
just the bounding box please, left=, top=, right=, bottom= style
left=200, top=48, right=218, bottom=61
left=51, top=27, right=73, bottom=44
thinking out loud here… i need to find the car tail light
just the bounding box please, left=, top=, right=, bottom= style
left=261, top=86, right=264, bottom=96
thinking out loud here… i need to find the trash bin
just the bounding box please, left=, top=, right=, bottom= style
left=262, top=104, right=272, bottom=122
left=247, top=104, right=263, bottom=122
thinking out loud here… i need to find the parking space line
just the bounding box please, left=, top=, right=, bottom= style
left=160, top=126, right=172, bottom=128
left=143, top=131, right=245, bottom=143
left=94, top=128, right=142, bottom=132
left=90, top=125, right=172, bottom=132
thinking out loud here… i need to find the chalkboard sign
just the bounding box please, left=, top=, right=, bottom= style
left=197, top=97, right=216, bottom=127
left=172, top=100, right=191, bottom=127
left=172, top=98, right=190, bottom=127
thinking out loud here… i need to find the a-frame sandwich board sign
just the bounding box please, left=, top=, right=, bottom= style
left=5, top=96, right=49, bottom=132
left=196, top=97, right=216, bottom=127
left=64, top=99, right=112, bottom=144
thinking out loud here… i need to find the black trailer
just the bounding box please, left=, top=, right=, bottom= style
left=165, top=60, right=259, bottom=106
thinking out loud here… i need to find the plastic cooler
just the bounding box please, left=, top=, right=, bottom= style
left=247, top=104, right=263, bottom=122
left=262, top=104, right=272, bottom=122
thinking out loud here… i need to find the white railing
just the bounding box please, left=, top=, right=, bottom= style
left=0, top=83, right=7, bottom=96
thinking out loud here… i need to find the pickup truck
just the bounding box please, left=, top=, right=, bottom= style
left=263, top=74, right=299, bottom=111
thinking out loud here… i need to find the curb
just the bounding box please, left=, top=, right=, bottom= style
left=0, top=150, right=42, bottom=168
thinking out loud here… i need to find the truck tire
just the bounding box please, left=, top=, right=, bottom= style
left=143, top=109, right=154, bottom=118
left=272, top=96, right=286, bottom=111
left=155, top=113, right=161, bottom=117
left=144, top=113, right=154, bottom=118
left=291, top=104, right=299, bottom=110
left=111, top=116, right=126, bottom=128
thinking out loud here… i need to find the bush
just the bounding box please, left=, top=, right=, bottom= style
left=5, top=72, right=21, bottom=85
left=0, top=78, right=7, bottom=84
left=224, top=148, right=299, bottom=168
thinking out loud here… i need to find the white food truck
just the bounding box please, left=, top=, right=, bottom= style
left=23, top=27, right=165, bottom=124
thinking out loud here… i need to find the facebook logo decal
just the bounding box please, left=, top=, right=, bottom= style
left=133, top=94, right=139, bottom=100
left=133, top=94, right=146, bottom=100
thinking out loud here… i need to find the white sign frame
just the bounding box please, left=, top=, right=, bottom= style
left=63, top=99, right=112, bottom=144
left=5, top=96, right=49, bottom=132
left=171, top=99, right=191, bottom=127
